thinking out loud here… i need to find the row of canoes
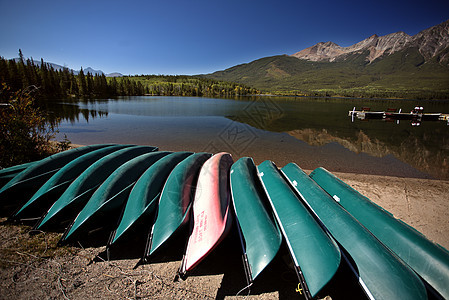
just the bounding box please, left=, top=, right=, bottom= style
left=0, top=144, right=448, bottom=299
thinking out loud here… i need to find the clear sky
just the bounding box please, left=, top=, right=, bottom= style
left=1, top=0, right=448, bottom=75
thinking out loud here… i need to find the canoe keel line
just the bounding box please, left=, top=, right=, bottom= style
left=1, top=144, right=449, bottom=299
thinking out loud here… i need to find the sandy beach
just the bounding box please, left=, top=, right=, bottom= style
left=1, top=168, right=448, bottom=299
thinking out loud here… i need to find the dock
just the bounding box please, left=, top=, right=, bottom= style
left=349, top=107, right=449, bottom=124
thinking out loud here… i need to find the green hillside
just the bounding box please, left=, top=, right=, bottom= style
left=205, top=49, right=449, bottom=99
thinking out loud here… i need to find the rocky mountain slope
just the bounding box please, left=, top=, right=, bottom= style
left=206, top=19, right=449, bottom=99
left=292, top=20, right=449, bottom=65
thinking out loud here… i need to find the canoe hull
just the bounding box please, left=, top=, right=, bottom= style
left=110, top=152, right=194, bottom=246
left=36, top=146, right=158, bottom=231
left=61, top=151, right=172, bottom=244
left=258, top=160, right=340, bottom=298
left=0, top=144, right=115, bottom=215
left=230, top=157, right=282, bottom=283
left=180, top=152, right=233, bottom=274
left=282, top=163, right=427, bottom=300
left=13, top=145, right=134, bottom=220
left=148, top=152, right=212, bottom=257
left=310, top=167, right=449, bottom=299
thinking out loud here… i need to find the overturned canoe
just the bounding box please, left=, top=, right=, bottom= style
left=282, top=163, right=427, bottom=300
left=35, top=146, right=158, bottom=231
left=0, top=161, right=37, bottom=189
left=258, top=160, right=340, bottom=298
left=60, top=151, right=172, bottom=244
left=0, top=144, right=114, bottom=215
left=310, top=167, right=449, bottom=299
left=147, top=152, right=211, bottom=257
left=13, top=145, right=134, bottom=220
left=178, top=152, right=233, bottom=278
left=230, top=157, right=282, bottom=285
left=110, top=151, right=193, bottom=245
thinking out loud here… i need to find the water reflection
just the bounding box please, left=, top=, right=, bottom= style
left=46, top=96, right=449, bottom=180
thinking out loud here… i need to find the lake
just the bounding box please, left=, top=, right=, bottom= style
left=47, top=96, right=449, bottom=180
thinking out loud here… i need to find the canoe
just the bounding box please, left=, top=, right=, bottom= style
left=309, top=167, right=449, bottom=299
left=0, top=144, right=115, bottom=215
left=109, top=151, right=194, bottom=246
left=281, top=163, right=427, bottom=300
left=35, top=145, right=158, bottom=231
left=146, top=152, right=212, bottom=257
left=257, top=160, right=340, bottom=298
left=177, top=152, right=233, bottom=278
left=230, top=157, right=282, bottom=285
left=12, top=145, right=134, bottom=220
left=60, top=151, right=172, bottom=244
left=0, top=161, right=37, bottom=189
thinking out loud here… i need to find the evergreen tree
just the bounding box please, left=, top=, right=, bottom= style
left=78, top=67, right=87, bottom=96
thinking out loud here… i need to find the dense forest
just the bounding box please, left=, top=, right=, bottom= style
left=0, top=51, right=259, bottom=101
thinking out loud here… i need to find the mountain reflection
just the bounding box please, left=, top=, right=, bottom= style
left=45, top=96, right=449, bottom=180
left=287, top=128, right=449, bottom=180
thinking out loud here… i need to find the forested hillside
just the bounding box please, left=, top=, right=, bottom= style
left=206, top=53, right=449, bottom=100
left=0, top=51, right=258, bottom=101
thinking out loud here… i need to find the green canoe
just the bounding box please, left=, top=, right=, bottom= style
left=147, top=152, right=211, bottom=257
left=282, top=163, right=427, bottom=300
left=310, top=167, right=449, bottom=299
left=0, top=144, right=114, bottom=215
left=60, top=151, right=171, bottom=244
left=35, top=145, right=158, bottom=231
left=110, top=151, right=193, bottom=246
left=257, top=160, right=341, bottom=299
left=0, top=161, right=37, bottom=189
left=230, top=157, right=282, bottom=284
left=13, top=145, right=134, bottom=220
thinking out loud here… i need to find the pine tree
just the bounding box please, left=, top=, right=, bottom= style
left=78, top=67, right=87, bottom=96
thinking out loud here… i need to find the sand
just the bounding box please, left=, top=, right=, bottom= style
left=1, top=172, right=448, bottom=299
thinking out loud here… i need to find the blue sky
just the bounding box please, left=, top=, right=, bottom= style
left=1, top=0, right=448, bottom=75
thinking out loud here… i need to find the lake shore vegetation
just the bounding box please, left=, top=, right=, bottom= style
left=0, top=84, right=71, bottom=168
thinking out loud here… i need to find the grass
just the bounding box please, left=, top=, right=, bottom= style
left=0, top=219, right=77, bottom=268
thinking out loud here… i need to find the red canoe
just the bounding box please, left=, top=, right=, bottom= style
left=178, top=152, right=233, bottom=277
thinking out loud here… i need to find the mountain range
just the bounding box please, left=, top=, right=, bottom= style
left=13, top=58, right=122, bottom=77
left=206, top=19, right=449, bottom=99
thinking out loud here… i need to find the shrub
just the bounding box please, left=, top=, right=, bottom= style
left=0, top=84, right=60, bottom=168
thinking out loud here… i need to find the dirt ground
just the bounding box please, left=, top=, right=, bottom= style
left=1, top=172, right=448, bottom=300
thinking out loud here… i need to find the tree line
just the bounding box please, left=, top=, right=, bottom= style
left=0, top=50, right=259, bottom=101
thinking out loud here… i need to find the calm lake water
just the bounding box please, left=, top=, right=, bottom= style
left=48, top=96, right=449, bottom=180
